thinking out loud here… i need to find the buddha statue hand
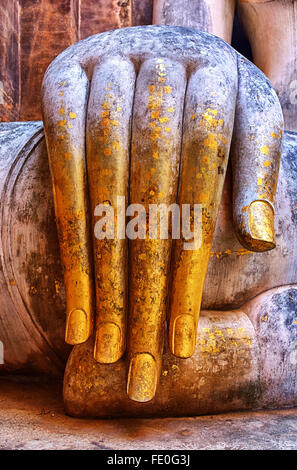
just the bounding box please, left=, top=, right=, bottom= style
left=42, top=25, right=283, bottom=402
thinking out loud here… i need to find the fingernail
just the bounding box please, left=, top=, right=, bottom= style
left=248, top=200, right=275, bottom=250
left=127, top=353, right=158, bottom=402
left=94, top=322, right=122, bottom=364
left=65, top=308, right=89, bottom=345
left=172, top=314, right=196, bottom=358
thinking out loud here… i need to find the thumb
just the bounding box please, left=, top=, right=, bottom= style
left=231, top=55, right=284, bottom=252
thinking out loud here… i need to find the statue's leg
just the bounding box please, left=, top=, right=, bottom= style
left=0, top=122, right=67, bottom=376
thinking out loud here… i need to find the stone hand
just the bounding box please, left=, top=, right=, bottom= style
left=42, top=26, right=283, bottom=402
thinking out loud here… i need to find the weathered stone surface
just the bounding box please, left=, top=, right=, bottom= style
left=0, top=0, right=135, bottom=122
left=0, top=122, right=68, bottom=377
left=205, top=130, right=297, bottom=309
left=79, top=0, right=132, bottom=39
left=0, top=0, right=237, bottom=122
left=19, top=0, right=79, bottom=121
left=0, top=0, right=19, bottom=122
left=246, top=288, right=297, bottom=409
left=0, top=378, right=297, bottom=449
left=154, top=0, right=235, bottom=43
left=63, top=288, right=297, bottom=418
left=238, top=0, right=297, bottom=132
left=132, top=0, right=153, bottom=26
left=64, top=308, right=260, bottom=417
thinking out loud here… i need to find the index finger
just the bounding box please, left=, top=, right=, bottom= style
left=42, top=62, right=94, bottom=345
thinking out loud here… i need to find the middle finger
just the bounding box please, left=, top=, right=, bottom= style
left=127, top=57, right=187, bottom=402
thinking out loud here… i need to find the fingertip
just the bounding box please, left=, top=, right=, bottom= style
left=248, top=200, right=276, bottom=249
left=127, top=353, right=158, bottom=402
left=170, top=314, right=196, bottom=358
left=94, top=322, right=123, bottom=364
left=236, top=200, right=276, bottom=252
left=65, top=308, right=91, bottom=345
